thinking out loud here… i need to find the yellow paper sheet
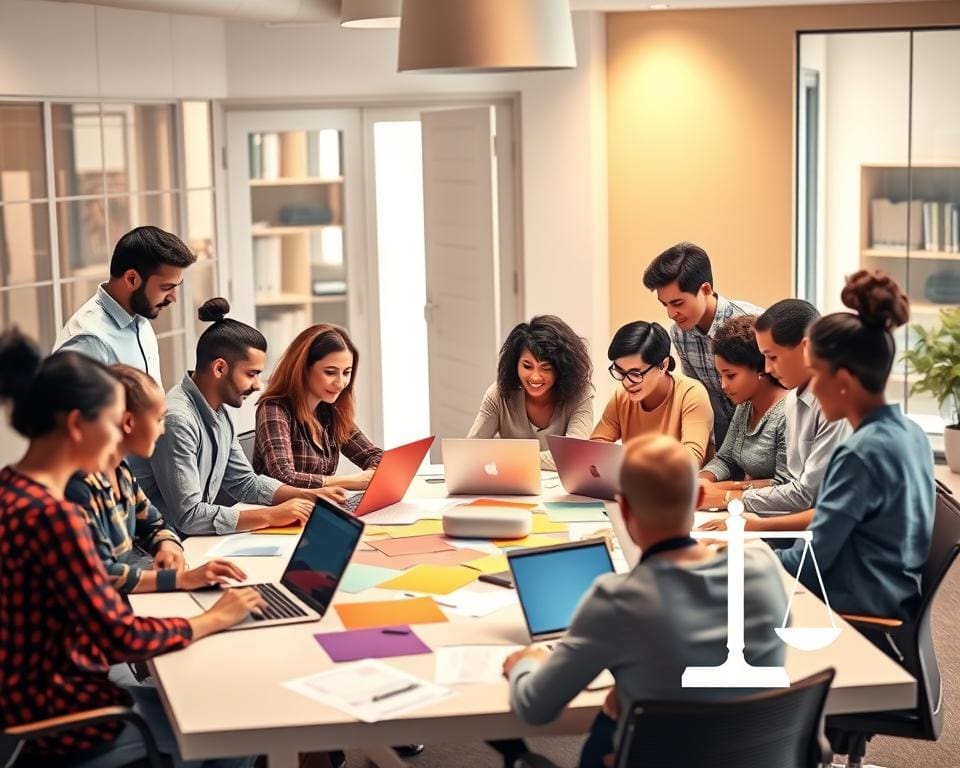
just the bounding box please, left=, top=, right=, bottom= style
left=463, top=553, right=509, bottom=574
left=378, top=564, right=480, bottom=595
left=494, top=533, right=569, bottom=549
left=376, top=519, right=446, bottom=538
left=251, top=525, right=302, bottom=535
left=530, top=514, right=568, bottom=534
left=458, top=499, right=538, bottom=510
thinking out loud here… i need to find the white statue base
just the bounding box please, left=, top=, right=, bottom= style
left=682, top=659, right=790, bottom=688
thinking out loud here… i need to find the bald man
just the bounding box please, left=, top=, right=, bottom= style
left=502, top=434, right=787, bottom=768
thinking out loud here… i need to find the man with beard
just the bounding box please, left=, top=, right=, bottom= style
left=133, top=298, right=348, bottom=536
left=54, top=226, right=195, bottom=387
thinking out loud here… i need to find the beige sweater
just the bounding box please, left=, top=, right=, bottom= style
left=590, top=373, right=715, bottom=467
left=466, top=383, right=595, bottom=470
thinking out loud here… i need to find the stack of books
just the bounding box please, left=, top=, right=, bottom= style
left=923, top=202, right=960, bottom=253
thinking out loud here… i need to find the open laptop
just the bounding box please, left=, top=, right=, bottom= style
left=507, top=538, right=614, bottom=642
left=442, top=438, right=541, bottom=496
left=191, top=497, right=363, bottom=630
left=343, top=436, right=435, bottom=515
left=547, top=435, right=623, bottom=501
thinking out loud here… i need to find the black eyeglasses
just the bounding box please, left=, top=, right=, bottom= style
left=608, top=362, right=658, bottom=384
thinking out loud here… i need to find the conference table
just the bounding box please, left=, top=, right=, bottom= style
left=129, top=472, right=916, bottom=768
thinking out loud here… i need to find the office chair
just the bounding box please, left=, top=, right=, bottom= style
left=1, top=705, right=168, bottom=768
left=238, top=429, right=256, bottom=464
left=514, top=668, right=835, bottom=768
left=826, top=480, right=960, bottom=768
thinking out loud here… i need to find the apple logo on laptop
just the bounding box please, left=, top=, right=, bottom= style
left=589, top=465, right=601, bottom=479
left=484, top=462, right=499, bottom=476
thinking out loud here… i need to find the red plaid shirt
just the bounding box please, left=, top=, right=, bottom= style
left=253, top=398, right=383, bottom=487
left=0, top=466, right=192, bottom=757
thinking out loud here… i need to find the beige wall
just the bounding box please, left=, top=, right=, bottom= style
left=607, top=1, right=960, bottom=333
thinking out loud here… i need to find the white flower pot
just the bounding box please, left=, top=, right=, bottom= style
left=944, top=425, right=960, bottom=474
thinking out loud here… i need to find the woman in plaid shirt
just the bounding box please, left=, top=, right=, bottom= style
left=0, top=330, right=262, bottom=766
left=254, top=324, right=383, bottom=490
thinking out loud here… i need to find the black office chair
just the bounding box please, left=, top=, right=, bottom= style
left=238, top=429, right=256, bottom=464
left=1, top=706, right=168, bottom=768
left=826, top=480, right=960, bottom=768
left=515, top=668, right=835, bottom=768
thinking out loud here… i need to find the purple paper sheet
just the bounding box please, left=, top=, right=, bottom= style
left=314, top=624, right=431, bottom=662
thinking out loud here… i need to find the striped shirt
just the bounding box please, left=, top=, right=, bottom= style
left=65, top=461, right=182, bottom=592
left=670, top=294, right=763, bottom=446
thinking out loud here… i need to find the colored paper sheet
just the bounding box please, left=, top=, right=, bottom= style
left=463, top=554, right=509, bottom=575
left=542, top=502, right=609, bottom=523
left=458, top=499, right=537, bottom=510
left=252, top=525, right=303, bottom=535
left=529, top=514, right=569, bottom=534
left=335, top=597, right=448, bottom=630
left=494, top=533, right=569, bottom=549
left=379, top=519, right=446, bottom=538
left=378, top=565, right=480, bottom=595
left=314, top=625, right=431, bottom=662
left=338, top=563, right=403, bottom=594
left=351, top=547, right=490, bottom=571
left=370, top=534, right=454, bottom=557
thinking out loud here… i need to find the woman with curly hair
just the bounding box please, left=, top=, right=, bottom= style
left=699, top=315, right=790, bottom=508
left=467, top=315, right=593, bottom=470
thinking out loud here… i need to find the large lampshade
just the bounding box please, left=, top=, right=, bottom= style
left=341, top=0, right=401, bottom=28
left=398, top=0, right=576, bottom=73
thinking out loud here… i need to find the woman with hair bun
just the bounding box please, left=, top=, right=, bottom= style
left=774, top=270, right=935, bottom=622
left=591, top=320, right=714, bottom=466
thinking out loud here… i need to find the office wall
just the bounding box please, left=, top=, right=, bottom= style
left=606, top=1, right=960, bottom=332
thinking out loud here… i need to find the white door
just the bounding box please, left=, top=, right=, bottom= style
left=421, top=106, right=501, bottom=454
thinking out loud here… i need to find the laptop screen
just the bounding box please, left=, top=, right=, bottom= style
left=509, top=540, right=613, bottom=639
left=281, top=499, right=363, bottom=614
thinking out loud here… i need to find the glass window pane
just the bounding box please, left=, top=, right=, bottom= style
left=57, top=199, right=108, bottom=279
left=158, top=332, right=187, bottom=390
left=0, top=285, right=57, bottom=351
left=183, top=102, right=212, bottom=189
left=108, top=192, right=180, bottom=246
left=0, top=103, right=47, bottom=202
left=103, top=104, right=177, bottom=194
left=52, top=103, right=103, bottom=198
left=190, top=261, right=218, bottom=340
left=0, top=203, right=52, bottom=287
left=186, top=189, right=216, bottom=261
left=61, top=277, right=106, bottom=322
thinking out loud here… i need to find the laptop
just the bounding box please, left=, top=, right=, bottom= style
left=442, top=438, right=541, bottom=496
left=190, top=497, right=363, bottom=630
left=547, top=435, right=624, bottom=501
left=342, top=436, right=435, bottom=515
left=507, top=538, right=614, bottom=642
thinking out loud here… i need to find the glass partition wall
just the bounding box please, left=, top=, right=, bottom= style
left=797, top=28, right=960, bottom=447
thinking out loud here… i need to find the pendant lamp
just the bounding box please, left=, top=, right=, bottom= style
left=341, top=0, right=401, bottom=28
left=398, top=0, right=576, bottom=73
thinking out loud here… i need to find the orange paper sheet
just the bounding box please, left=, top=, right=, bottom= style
left=458, top=499, right=538, bottom=510
left=335, top=596, right=448, bottom=629
left=494, top=533, right=569, bottom=549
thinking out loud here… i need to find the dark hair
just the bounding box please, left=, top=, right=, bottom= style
left=496, top=315, right=592, bottom=406
left=195, top=298, right=267, bottom=368
left=110, top=226, right=196, bottom=280
left=642, top=241, right=714, bottom=294
left=111, top=364, right=162, bottom=413
left=809, top=270, right=910, bottom=394
left=755, top=299, right=820, bottom=347
left=0, top=329, right=118, bottom=439
left=607, top=321, right=676, bottom=371
left=712, top=315, right=781, bottom=388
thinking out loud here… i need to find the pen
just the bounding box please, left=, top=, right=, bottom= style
left=381, top=628, right=410, bottom=635
left=371, top=682, right=420, bottom=702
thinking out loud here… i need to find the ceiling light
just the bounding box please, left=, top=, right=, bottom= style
left=341, top=0, right=401, bottom=28
left=397, top=0, right=577, bottom=74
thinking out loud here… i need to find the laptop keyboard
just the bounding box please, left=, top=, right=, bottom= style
left=343, top=492, right=363, bottom=513
left=249, top=582, right=308, bottom=622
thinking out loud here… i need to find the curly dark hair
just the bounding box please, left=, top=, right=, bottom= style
left=496, top=315, right=592, bottom=406
left=712, top=315, right=783, bottom=388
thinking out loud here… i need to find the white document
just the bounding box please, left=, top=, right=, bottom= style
left=284, top=660, right=454, bottom=722
left=438, top=588, right=518, bottom=618
left=206, top=533, right=296, bottom=558
left=435, top=644, right=522, bottom=685
left=361, top=499, right=454, bottom=525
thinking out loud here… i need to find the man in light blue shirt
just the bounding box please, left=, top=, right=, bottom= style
left=54, top=226, right=196, bottom=387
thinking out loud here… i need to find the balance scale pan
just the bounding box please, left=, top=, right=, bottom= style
left=775, top=627, right=842, bottom=651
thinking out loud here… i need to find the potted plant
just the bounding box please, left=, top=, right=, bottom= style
left=903, top=307, right=960, bottom=473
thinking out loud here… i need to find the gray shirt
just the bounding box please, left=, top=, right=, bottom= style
left=742, top=386, right=851, bottom=514
left=132, top=373, right=282, bottom=535
left=466, top=382, right=594, bottom=470
left=702, top=397, right=789, bottom=484
left=509, top=547, right=788, bottom=726
left=54, top=284, right=162, bottom=387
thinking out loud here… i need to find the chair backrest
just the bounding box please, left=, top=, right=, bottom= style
left=616, top=668, right=835, bottom=768
left=238, top=430, right=256, bottom=464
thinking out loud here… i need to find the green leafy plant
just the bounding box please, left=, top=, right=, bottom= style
left=903, top=307, right=960, bottom=428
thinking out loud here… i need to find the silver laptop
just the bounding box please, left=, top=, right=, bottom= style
left=547, top=435, right=624, bottom=501
left=442, top=438, right=541, bottom=495
left=190, top=497, right=363, bottom=630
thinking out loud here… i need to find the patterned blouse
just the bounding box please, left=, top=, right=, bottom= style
left=0, top=466, right=192, bottom=757
left=701, top=397, right=789, bottom=484
left=65, top=460, right=183, bottom=592
left=253, top=397, right=383, bottom=488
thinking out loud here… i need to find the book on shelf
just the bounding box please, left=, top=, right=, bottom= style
left=870, top=198, right=924, bottom=250
left=260, top=133, right=280, bottom=181
left=312, top=280, right=347, bottom=296
left=260, top=307, right=307, bottom=374
left=253, top=236, right=283, bottom=296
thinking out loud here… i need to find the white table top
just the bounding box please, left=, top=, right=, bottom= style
left=130, top=474, right=916, bottom=764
